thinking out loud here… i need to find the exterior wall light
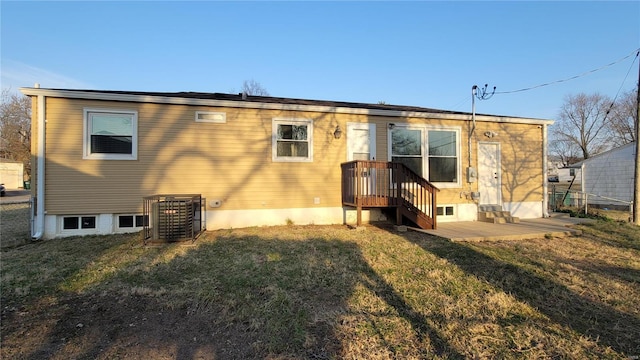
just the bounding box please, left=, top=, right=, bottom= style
left=333, top=125, right=342, bottom=139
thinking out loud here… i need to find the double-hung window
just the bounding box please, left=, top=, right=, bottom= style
left=428, top=130, right=458, bottom=182
left=389, top=126, right=460, bottom=187
left=84, top=109, right=138, bottom=160
left=272, top=118, right=313, bottom=162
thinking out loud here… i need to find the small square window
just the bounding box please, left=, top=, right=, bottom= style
left=119, top=215, right=134, bottom=228
left=436, top=206, right=455, bottom=217
left=63, top=217, right=79, bottom=230
left=135, top=215, right=149, bottom=227
left=81, top=216, right=96, bottom=229
left=272, top=118, right=313, bottom=162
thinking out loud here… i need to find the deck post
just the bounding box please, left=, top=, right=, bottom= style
left=432, top=187, right=437, bottom=229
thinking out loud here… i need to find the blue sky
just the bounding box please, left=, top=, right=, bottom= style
left=1, top=1, right=639, bottom=120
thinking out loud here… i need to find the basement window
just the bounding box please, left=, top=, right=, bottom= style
left=195, top=111, right=226, bottom=123
left=62, top=216, right=96, bottom=230
left=118, top=214, right=149, bottom=228
left=436, top=206, right=455, bottom=217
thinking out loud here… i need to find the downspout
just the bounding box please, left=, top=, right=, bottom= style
left=542, top=124, right=549, bottom=217
left=31, top=89, right=46, bottom=239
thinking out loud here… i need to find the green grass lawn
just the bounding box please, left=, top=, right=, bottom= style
left=1, top=221, right=639, bottom=359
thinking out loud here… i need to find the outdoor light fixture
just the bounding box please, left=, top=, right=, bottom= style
left=333, top=125, right=342, bottom=139
left=484, top=131, right=498, bottom=138
left=388, top=123, right=396, bottom=129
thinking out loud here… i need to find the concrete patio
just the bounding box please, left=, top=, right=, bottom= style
left=413, top=213, right=594, bottom=241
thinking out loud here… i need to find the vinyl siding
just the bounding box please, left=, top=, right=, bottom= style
left=39, top=97, right=544, bottom=215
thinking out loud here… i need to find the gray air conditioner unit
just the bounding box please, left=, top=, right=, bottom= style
left=143, top=194, right=204, bottom=244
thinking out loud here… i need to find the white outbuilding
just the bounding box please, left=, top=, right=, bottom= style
left=577, top=142, right=636, bottom=209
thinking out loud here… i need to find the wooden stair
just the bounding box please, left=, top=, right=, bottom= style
left=398, top=201, right=433, bottom=229
left=478, top=205, right=519, bottom=224
left=341, top=161, right=439, bottom=230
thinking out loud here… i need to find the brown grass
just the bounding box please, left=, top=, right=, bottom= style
left=1, top=221, right=639, bottom=359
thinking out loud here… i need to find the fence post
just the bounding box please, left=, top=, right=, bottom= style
left=584, top=192, right=588, bottom=215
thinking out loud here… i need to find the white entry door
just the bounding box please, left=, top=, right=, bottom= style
left=347, top=123, right=376, bottom=161
left=347, top=123, right=377, bottom=195
left=478, top=142, right=501, bottom=205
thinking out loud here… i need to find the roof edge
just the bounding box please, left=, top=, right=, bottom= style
left=19, top=87, right=554, bottom=125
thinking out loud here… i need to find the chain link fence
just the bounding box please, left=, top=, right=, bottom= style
left=548, top=185, right=633, bottom=221
left=1, top=200, right=31, bottom=248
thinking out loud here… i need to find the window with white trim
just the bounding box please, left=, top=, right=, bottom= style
left=117, top=214, right=148, bottom=228
left=272, top=118, right=313, bottom=162
left=436, top=205, right=455, bottom=217
left=389, top=126, right=460, bottom=186
left=62, top=216, right=96, bottom=230
left=84, top=109, right=138, bottom=160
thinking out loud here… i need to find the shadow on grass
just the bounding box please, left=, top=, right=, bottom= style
left=577, top=221, right=640, bottom=251
left=400, top=231, right=640, bottom=356
left=2, top=229, right=463, bottom=359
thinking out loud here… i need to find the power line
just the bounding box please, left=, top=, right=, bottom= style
left=495, top=48, right=640, bottom=95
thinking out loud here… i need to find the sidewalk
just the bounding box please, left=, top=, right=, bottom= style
left=414, top=213, right=594, bottom=241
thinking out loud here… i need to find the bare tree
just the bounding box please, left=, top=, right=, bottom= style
left=551, top=92, right=613, bottom=161
left=607, top=87, right=637, bottom=146
left=0, top=89, right=32, bottom=177
left=549, top=137, right=582, bottom=167
left=241, top=79, right=269, bottom=96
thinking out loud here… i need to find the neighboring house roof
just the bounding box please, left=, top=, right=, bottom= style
left=20, top=87, right=554, bottom=125
left=570, top=141, right=637, bottom=167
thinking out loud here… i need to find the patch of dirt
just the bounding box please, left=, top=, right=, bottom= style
left=1, top=293, right=272, bottom=360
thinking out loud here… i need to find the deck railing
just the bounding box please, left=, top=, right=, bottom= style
left=341, top=160, right=439, bottom=228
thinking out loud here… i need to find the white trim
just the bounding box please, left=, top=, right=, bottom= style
left=32, top=94, right=46, bottom=239
left=478, top=141, right=502, bottom=205
left=113, top=214, right=147, bottom=233
left=195, top=111, right=226, bottom=123
left=272, top=118, right=314, bottom=162
left=20, top=88, right=554, bottom=125
left=208, top=207, right=384, bottom=229
left=438, top=203, right=478, bottom=222
left=83, top=108, right=138, bottom=160
left=503, top=201, right=544, bottom=219
left=387, top=123, right=462, bottom=188
left=542, top=124, right=549, bottom=217
left=59, top=215, right=98, bottom=234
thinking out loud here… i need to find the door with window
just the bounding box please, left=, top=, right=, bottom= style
left=347, top=123, right=376, bottom=161
left=347, top=123, right=376, bottom=195
left=478, top=142, right=501, bottom=205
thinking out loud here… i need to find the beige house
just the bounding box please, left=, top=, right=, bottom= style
left=21, top=87, right=553, bottom=239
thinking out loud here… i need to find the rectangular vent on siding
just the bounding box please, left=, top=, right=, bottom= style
left=195, top=111, right=226, bottom=123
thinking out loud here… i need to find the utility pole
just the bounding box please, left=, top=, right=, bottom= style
left=633, top=52, right=640, bottom=225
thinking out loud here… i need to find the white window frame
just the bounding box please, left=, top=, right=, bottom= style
left=83, top=108, right=138, bottom=160
left=436, top=205, right=456, bottom=217
left=388, top=124, right=461, bottom=188
left=60, top=215, right=97, bottom=234
left=114, top=214, right=148, bottom=233
left=195, top=111, right=226, bottom=123
left=272, top=118, right=314, bottom=162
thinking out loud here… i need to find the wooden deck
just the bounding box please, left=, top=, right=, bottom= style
left=341, top=161, right=439, bottom=229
